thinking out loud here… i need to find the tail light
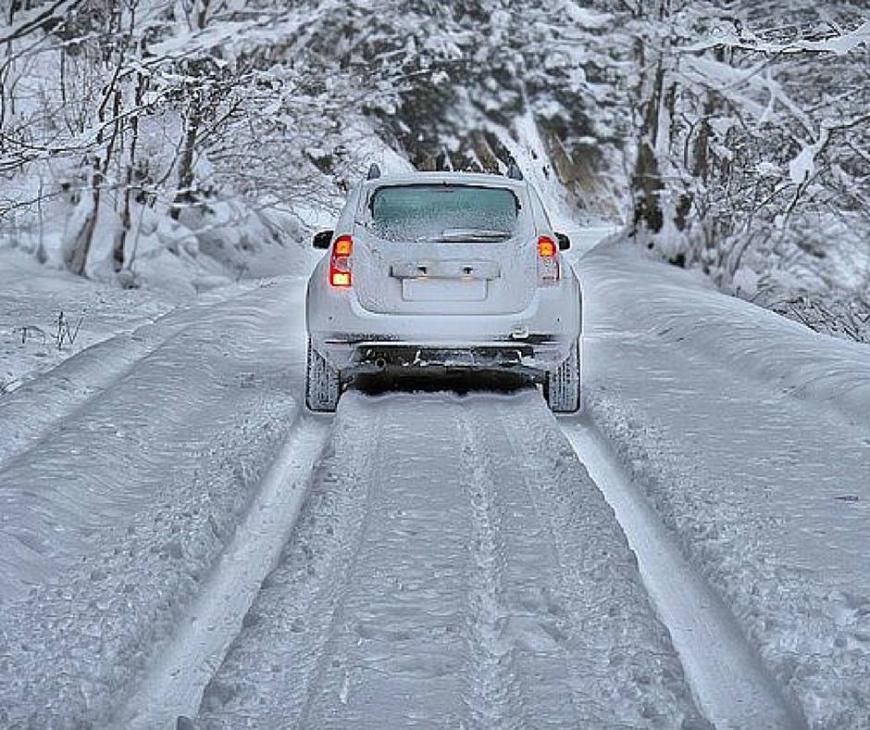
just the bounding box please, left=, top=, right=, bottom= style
left=537, top=235, right=560, bottom=284
left=329, top=235, right=353, bottom=288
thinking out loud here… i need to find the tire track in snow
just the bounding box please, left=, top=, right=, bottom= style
left=458, top=409, right=526, bottom=729
left=195, top=401, right=387, bottom=728
left=193, top=391, right=705, bottom=728
left=292, top=407, right=389, bottom=728
left=466, top=393, right=704, bottom=728
left=114, top=412, right=332, bottom=729
left=198, top=395, right=480, bottom=728
left=562, top=417, right=807, bottom=730
left=271, top=397, right=472, bottom=729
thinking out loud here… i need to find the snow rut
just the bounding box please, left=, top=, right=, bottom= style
left=195, top=403, right=388, bottom=728
left=116, top=414, right=331, bottom=729
left=463, top=395, right=704, bottom=728
left=562, top=419, right=807, bottom=729
left=195, top=390, right=704, bottom=729
left=458, top=410, right=525, bottom=728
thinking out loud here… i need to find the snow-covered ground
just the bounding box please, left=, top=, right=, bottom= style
left=1, top=231, right=869, bottom=728
left=0, top=268, right=308, bottom=725
left=570, top=241, right=870, bottom=728
left=0, top=250, right=172, bottom=397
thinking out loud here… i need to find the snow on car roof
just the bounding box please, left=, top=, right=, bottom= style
left=363, top=171, right=527, bottom=190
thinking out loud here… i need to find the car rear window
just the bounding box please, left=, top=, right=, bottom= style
left=368, top=185, right=519, bottom=242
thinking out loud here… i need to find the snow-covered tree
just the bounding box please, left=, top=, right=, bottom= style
left=1, top=0, right=867, bottom=341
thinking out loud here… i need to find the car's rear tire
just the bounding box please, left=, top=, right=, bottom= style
left=305, top=339, right=341, bottom=412
left=545, top=340, right=581, bottom=413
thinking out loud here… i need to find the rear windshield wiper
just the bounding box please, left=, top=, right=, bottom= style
left=434, top=228, right=511, bottom=242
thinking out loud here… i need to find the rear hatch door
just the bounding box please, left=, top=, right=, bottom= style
left=353, top=184, right=536, bottom=315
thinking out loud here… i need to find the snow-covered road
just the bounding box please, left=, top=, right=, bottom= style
left=190, top=391, right=702, bottom=729
left=2, top=238, right=869, bottom=729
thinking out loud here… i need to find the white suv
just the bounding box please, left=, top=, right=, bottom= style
left=305, top=167, right=582, bottom=412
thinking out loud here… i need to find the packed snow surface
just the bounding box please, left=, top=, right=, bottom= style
left=195, top=390, right=703, bottom=728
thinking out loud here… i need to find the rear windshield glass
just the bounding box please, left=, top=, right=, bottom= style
left=368, top=185, right=519, bottom=242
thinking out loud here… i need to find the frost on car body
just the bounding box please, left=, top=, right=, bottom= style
left=305, top=169, right=582, bottom=412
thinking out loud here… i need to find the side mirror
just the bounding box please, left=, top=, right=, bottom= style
left=313, top=230, right=333, bottom=249
left=555, top=232, right=571, bottom=251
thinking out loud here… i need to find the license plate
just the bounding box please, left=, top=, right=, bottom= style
left=402, top=278, right=487, bottom=301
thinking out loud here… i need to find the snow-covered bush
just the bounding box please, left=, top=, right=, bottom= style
left=611, top=0, right=870, bottom=340
left=0, top=0, right=402, bottom=286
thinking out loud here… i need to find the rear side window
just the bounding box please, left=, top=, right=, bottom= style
left=368, top=185, right=519, bottom=242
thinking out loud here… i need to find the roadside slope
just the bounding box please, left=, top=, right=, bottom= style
left=0, top=278, right=311, bottom=727
left=573, top=242, right=870, bottom=729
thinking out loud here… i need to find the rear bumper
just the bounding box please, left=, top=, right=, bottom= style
left=306, top=269, right=581, bottom=375
left=317, top=338, right=560, bottom=376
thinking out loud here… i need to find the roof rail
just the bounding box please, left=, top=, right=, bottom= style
left=506, top=163, right=524, bottom=181
left=367, top=163, right=381, bottom=180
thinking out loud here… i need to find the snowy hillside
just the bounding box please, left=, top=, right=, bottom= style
left=1, top=1, right=867, bottom=336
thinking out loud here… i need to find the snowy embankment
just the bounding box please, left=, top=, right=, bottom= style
left=575, top=241, right=870, bottom=728
left=578, top=243, right=870, bottom=427
left=0, top=276, right=309, bottom=726
left=0, top=252, right=173, bottom=400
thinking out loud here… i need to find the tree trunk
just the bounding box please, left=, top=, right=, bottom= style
left=65, top=76, right=123, bottom=276
left=113, top=74, right=146, bottom=271
left=170, top=103, right=201, bottom=221
left=632, top=51, right=666, bottom=235
left=195, top=0, right=211, bottom=30
left=65, top=162, right=101, bottom=276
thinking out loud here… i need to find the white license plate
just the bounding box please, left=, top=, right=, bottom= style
left=402, top=278, right=487, bottom=302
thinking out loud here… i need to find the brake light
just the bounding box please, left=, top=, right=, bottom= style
left=538, top=236, right=557, bottom=258
left=537, top=235, right=560, bottom=283
left=331, top=271, right=351, bottom=287
left=334, top=236, right=352, bottom=256
left=329, top=235, right=353, bottom=288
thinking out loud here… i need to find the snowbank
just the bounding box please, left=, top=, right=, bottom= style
left=0, top=280, right=307, bottom=726
left=0, top=250, right=173, bottom=398
left=577, top=240, right=870, bottom=728
left=582, top=240, right=870, bottom=427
